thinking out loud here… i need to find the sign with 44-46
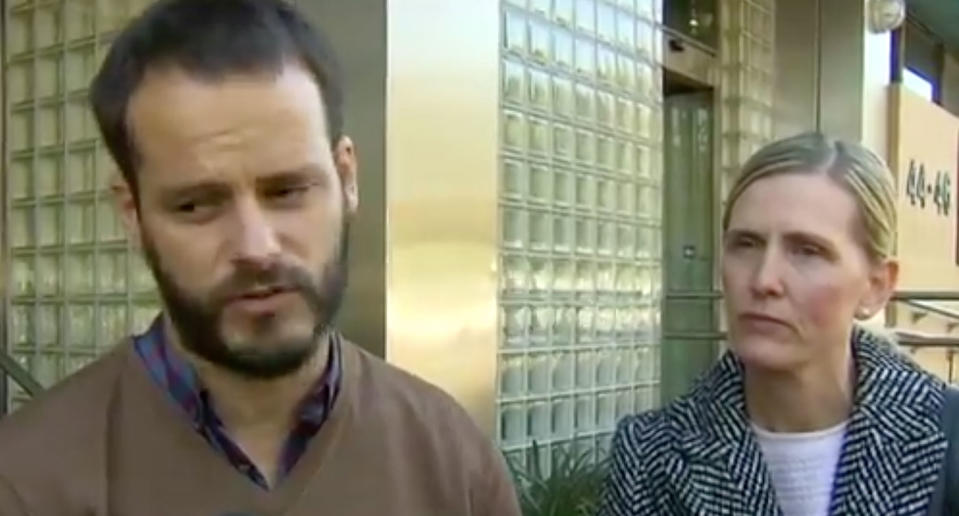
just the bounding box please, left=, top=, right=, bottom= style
left=904, top=158, right=952, bottom=216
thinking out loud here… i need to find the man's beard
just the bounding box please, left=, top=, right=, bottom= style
left=141, top=223, right=349, bottom=380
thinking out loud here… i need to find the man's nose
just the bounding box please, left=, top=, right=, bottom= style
left=231, top=199, right=281, bottom=270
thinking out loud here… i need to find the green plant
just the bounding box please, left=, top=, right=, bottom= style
left=507, top=441, right=610, bottom=516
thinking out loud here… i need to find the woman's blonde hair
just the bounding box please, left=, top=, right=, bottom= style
left=721, top=132, right=897, bottom=262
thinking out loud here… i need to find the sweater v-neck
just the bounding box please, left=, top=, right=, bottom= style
left=116, top=338, right=358, bottom=514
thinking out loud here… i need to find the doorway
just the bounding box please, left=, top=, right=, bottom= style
left=660, top=72, right=719, bottom=404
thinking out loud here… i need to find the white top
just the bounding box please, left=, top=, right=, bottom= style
left=752, top=420, right=848, bottom=516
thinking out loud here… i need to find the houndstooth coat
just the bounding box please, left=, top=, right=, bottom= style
left=600, top=327, right=950, bottom=515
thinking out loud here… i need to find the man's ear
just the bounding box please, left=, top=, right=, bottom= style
left=111, top=173, right=142, bottom=249
left=334, top=136, right=358, bottom=215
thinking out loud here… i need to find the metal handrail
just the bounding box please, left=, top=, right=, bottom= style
left=0, top=352, right=43, bottom=397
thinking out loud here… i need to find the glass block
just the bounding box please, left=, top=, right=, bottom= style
left=501, top=403, right=528, bottom=445
left=11, top=256, right=35, bottom=297
left=616, top=54, right=635, bottom=92
left=597, top=91, right=614, bottom=127
left=635, top=266, right=651, bottom=298
left=553, top=351, right=574, bottom=390
left=67, top=201, right=95, bottom=244
left=554, top=306, right=576, bottom=340
left=554, top=168, right=573, bottom=205
left=598, top=392, right=616, bottom=427
left=36, top=54, right=63, bottom=99
left=636, top=18, right=655, bottom=56
left=504, top=10, right=528, bottom=54
left=597, top=44, right=615, bottom=85
left=65, top=2, right=96, bottom=41
left=575, top=394, right=597, bottom=430
left=97, top=201, right=126, bottom=242
left=616, top=9, right=636, bottom=49
left=553, top=28, right=574, bottom=69
left=574, top=37, right=595, bottom=78
left=576, top=309, right=595, bottom=341
left=596, top=178, right=614, bottom=211
left=501, top=355, right=526, bottom=398
left=575, top=218, right=596, bottom=252
left=636, top=144, right=651, bottom=177
left=597, top=262, right=614, bottom=291
left=66, top=251, right=95, bottom=295
left=637, top=345, right=658, bottom=381
left=636, top=226, right=652, bottom=259
left=530, top=20, right=551, bottom=63
left=617, top=182, right=635, bottom=214
left=649, top=264, right=663, bottom=298
left=597, top=136, right=614, bottom=171
left=530, top=0, right=550, bottom=15
left=97, top=250, right=127, bottom=294
left=553, top=259, right=574, bottom=291
left=99, top=304, right=128, bottom=344
left=9, top=62, right=32, bottom=105
left=11, top=111, right=32, bottom=151
left=530, top=258, right=551, bottom=291
left=553, top=77, right=574, bottom=119
left=553, top=124, right=573, bottom=160
left=37, top=253, right=61, bottom=296
left=529, top=69, right=550, bottom=111
left=68, top=304, right=96, bottom=348
left=574, top=85, right=595, bottom=122
left=552, top=397, right=575, bottom=437
left=529, top=401, right=551, bottom=439
left=503, top=255, right=531, bottom=292
left=502, top=159, right=526, bottom=199
left=553, top=215, right=573, bottom=253
left=529, top=352, right=551, bottom=394
left=555, top=0, right=574, bottom=25
left=636, top=384, right=658, bottom=412
left=34, top=3, right=64, bottom=47
left=37, top=204, right=62, bottom=247
left=576, top=0, right=596, bottom=33
left=10, top=207, right=34, bottom=249
left=131, top=256, right=158, bottom=295
left=617, top=223, right=636, bottom=258
left=615, top=263, right=635, bottom=291
left=533, top=309, right=553, bottom=342
left=616, top=141, right=635, bottom=175
left=133, top=304, right=160, bottom=335
left=504, top=111, right=528, bottom=151
left=33, top=154, right=62, bottom=198
left=503, top=208, right=529, bottom=249
left=9, top=158, right=32, bottom=201
left=575, top=131, right=595, bottom=165
left=575, top=261, right=595, bottom=292
left=504, top=305, right=531, bottom=341
left=65, top=148, right=96, bottom=194
left=528, top=117, right=550, bottom=155
left=9, top=10, right=32, bottom=54
left=530, top=211, right=551, bottom=250
left=597, top=348, right=616, bottom=385
left=38, top=106, right=64, bottom=148
left=503, top=60, right=526, bottom=105
left=616, top=306, right=633, bottom=334
left=33, top=353, right=61, bottom=388
left=616, top=98, right=634, bottom=133
left=11, top=304, right=34, bottom=346
left=597, top=1, right=616, bottom=42
left=37, top=304, right=61, bottom=346
left=598, top=221, right=615, bottom=256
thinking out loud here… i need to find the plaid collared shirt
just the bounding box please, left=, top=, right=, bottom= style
left=134, top=315, right=341, bottom=489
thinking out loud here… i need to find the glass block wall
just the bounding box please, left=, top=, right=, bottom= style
left=497, top=0, right=664, bottom=471
left=718, top=0, right=774, bottom=192
left=3, top=0, right=159, bottom=410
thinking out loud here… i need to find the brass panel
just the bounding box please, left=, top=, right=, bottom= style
left=385, top=1, right=500, bottom=434
left=295, top=0, right=388, bottom=358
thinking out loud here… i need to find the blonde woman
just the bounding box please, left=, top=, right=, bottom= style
left=600, top=132, right=957, bottom=515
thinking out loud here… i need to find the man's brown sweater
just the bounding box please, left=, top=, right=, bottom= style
left=0, top=339, right=521, bottom=516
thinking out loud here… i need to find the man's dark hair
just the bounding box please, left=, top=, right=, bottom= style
left=90, top=0, right=344, bottom=195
